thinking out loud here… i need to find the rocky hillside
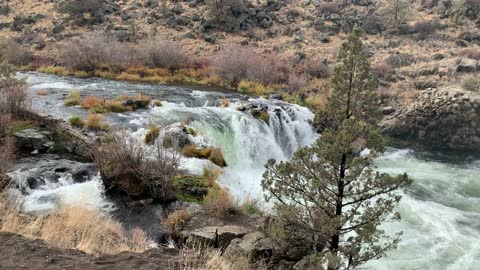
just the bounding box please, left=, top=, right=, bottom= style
left=0, top=0, right=478, bottom=74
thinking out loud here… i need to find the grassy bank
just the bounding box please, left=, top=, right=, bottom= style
left=35, top=65, right=328, bottom=111
left=37, top=66, right=226, bottom=87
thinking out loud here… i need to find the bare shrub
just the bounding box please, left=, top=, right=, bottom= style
left=305, top=59, right=331, bottom=79
left=286, top=74, right=308, bottom=93
left=423, top=0, right=440, bottom=8
left=377, top=87, right=395, bottom=102
left=0, top=114, right=12, bottom=137
left=363, top=15, right=383, bottom=35
left=161, top=209, right=190, bottom=240
left=0, top=62, right=29, bottom=116
left=63, top=32, right=140, bottom=72
left=319, top=2, right=340, bottom=15
left=206, top=0, right=246, bottom=31
left=212, top=45, right=285, bottom=86
left=141, top=38, right=191, bottom=70
left=466, top=0, right=480, bottom=19
left=461, top=76, right=480, bottom=91
left=57, top=0, right=106, bottom=25
left=386, top=53, right=416, bottom=67
left=372, top=62, right=395, bottom=80
left=413, top=20, right=436, bottom=40
left=94, top=132, right=180, bottom=203
left=0, top=198, right=150, bottom=254
left=0, top=39, right=34, bottom=66
left=459, top=48, right=480, bottom=60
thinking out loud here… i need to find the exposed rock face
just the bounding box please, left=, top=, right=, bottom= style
left=223, top=232, right=274, bottom=262
left=456, top=58, right=478, bottom=73
left=161, top=123, right=198, bottom=149
left=13, top=128, right=54, bottom=153
left=24, top=112, right=95, bottom=160
left=382, top=87, right=480, bottom=151
left=187, top=225, right=252, bottom=250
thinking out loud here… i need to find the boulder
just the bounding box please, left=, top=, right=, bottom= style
left=381, top=106, right=396, bottom=115
left=292, top=254, right=322, bottom=270
left=187, top=225, right=251, bottom=249
left=161, top=123, right=198, bottom=149
left=173, top=3, right=184, bottom=14
left=456, top=58, right=477, bottom=73
left=52, top=24, right=65, bottom=34
left=223, top=232, right=274, bottom=262
left=13, top=128, right=54, bottom=152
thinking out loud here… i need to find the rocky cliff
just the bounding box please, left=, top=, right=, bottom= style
left=382, top=86, right=480, bottom=151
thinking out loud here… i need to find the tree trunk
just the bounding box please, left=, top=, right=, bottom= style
left=328, top=153, right=347, bottom=270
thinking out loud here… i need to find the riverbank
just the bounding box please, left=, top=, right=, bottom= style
left=34, top=65, right=327, bottom=111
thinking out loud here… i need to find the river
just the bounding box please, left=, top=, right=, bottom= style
left=8, top=72, right=480, bottom=270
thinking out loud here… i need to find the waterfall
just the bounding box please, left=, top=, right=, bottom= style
left=13, top=72, right=480, bottom=269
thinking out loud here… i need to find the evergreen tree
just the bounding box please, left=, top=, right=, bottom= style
left=261, top=28, right=412, bottom=270
left=378, top=0, right=412, bottom=29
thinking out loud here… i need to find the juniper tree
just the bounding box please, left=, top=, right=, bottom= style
left=261, top=28, right=412, bottom=270
left=378, top=0, right=412, bottom=29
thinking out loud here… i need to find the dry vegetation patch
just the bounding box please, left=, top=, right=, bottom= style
left=0, top=197, right=150, bottom=255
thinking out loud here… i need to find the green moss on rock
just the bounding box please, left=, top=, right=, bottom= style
left=173, top=175, right=209, bottom=203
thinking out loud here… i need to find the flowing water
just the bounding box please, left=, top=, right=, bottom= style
left=9, top=72, right=480, bottom=270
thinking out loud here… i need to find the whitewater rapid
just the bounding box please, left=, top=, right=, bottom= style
left=10, top=72, right=480, bottom=270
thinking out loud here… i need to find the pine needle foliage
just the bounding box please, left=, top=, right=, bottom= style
left=261, top=28, right=412, bottom=270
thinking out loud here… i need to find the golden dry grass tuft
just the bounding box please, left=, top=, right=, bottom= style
left=203, top=184, right=236, bottom=217
left=202, top=166, right=222, bottom=187
left=0, top=197, right=150, bottom=255
left=35, top=90, right=48, bottom=96
left=81, top=96, right=104, bottom=110
left=181, top=145, right=227, bottom=167
left=171, top=248, right=252, bottom=270
left=161, top=209, right=190, bottom=239
left=145, top=124, right=160, bottom=145
left=85, top=114, right=109, bottom=131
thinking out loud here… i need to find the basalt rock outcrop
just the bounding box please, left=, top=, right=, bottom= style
left=382, top=86, right=480, bottom=151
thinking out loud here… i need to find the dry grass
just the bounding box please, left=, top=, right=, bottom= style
left=181, top=145, right=227, bottom=167
left=145, top=124, right=160, bottom=145
left=171, top=248, right=251, bottom=270
left=305, top=94, right=327, bottom=111
left=63, top=90, right=81, bottom=106
left=239, top=196, right=264, bottom=216
left=0, top=197, right=150, bottom=255
left=202, top=166, right=222, bottom=187
left=161, top=209, right=190, bottom=240
left=105, top=100, right=130, bottom=113
left=37, top=66, right=71, bottom=76
left=237, top=80, right=275, bottom=96
left=203, top=184, right=236, bottom=217
left=81, top=96, right=104, bottom=110
left=219, top=98, right=230, bottom=107
left=35, top=90, right=48, bottom=96
left=85, top=113, right=109, bottom=131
